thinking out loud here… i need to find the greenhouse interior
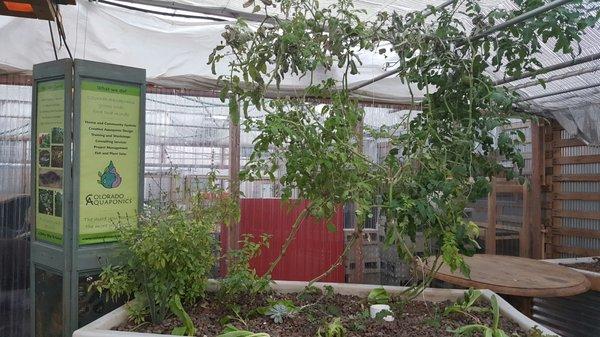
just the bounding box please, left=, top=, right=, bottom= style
left=1, top=0, right=600, bottom=337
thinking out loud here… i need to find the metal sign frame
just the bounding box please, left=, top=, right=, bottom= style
left=31, top=59, right=145, bottom=336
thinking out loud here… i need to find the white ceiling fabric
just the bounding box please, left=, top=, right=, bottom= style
left=0, top=0, right=599, bottom=142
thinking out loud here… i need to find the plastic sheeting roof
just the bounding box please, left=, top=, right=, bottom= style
left=0, top=0, right=599, bottom=143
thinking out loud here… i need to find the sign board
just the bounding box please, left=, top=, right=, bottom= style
left=35, top=80, right=65, bottom=245
left=31, top=59, right=145, bottom=337
left=78, top=80, right=141, bottom=244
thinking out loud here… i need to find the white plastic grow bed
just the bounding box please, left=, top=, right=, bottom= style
left=543, top=257, right=600, bottom=291
left=72, top=280, right=558, bottom=337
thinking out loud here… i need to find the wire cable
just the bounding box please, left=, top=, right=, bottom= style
left=48, top=21, right=59, bottom=60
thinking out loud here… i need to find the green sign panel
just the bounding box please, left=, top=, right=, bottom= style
left=35, top=80, right=65, bottom=245
left=78, top=80, right=141, bottom=245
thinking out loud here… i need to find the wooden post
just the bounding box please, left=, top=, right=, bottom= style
left=486, top=178, right=497, bottom=254
left=351, top=119, right=364, bottom=283
left=551, top=124, right=562, bottom=258
left=520, top=183, right=530, bottom=258
left=530, top=121, right=544, bottom=259
left=228, top=116, right=241, bottom=252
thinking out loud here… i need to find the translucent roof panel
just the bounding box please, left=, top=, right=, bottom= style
left=1, top=0, right=600, bottom=142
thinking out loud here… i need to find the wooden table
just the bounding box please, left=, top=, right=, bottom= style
left=421, top=254, right=591, bottom=316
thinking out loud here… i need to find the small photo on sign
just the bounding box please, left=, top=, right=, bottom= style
left=54, top=192, right=63, bottom=217
left=38, top=189, right=54, bottom=215
left=51, top=127, right=64, bottom=144
left=39, top=169, right=62, bottom=189
left=39, top=149, right=50, bottom=167
left=51, top=146, right=63, bottom=168
left=38, top=133, right=50, bottom=148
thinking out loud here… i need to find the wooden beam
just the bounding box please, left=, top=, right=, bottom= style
left=520, top=183, right=531, bottom=258
left=552, top=210, right=600, bottom=220
left=554, top=154, right=600, bottom=165
left=485, top=178, right=497, bottom=254
left=550, top=127, right=562, bottom=258
left=553, top=174, right=600, bottom=182
left=553, top=138, right=586, bottom=148
left=530, top=121, right=544, bottom=259
left=553, top=193, right=600, bottom=201
left=227, top=115, right=241, bottom=253
left=474, top=221, right=521, bottom=232
left=495, top=184, right=525, bottom=193
left=554, top=245, right=600, bottom=257
left=350, top=119, right=365, bottom=283
left=552, top=227, right=600, bottom=239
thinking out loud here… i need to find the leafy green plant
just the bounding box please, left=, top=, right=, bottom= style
left=317, top=317, right=346, bottom=337
left=169, top=295, right=196, bottom=336
left=373, top=309, right=394, bottom=321
left=367, top=287, right=390, bottom=305
left=527, top=326, right=556, bottom=337
left=219, top=305, right=251, bottom=327
left=91, top=182, right=237, bottom=324
left=210, top=0, right=598, bottom=288
left=218, top=325, right=270, bottom=337
left=448, top=295, right=508, bottom=337
left=347, top=310, right=370, bottom=333
left=256, top=299, right=298, bottom=323
left=220, top=234, right=272, bottom=301
left=266, top=303, right=294, bottom=324
left=444, top=288, right=487, bottom=318
left=423, top=307, right=442, bottom=329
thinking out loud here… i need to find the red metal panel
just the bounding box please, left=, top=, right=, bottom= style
left=221, top=199, right=345, bottom=283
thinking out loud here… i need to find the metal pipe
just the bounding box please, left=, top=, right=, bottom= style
left=350, top=0, right=574, bottom=92
left=517, top=81, right=600, bottom=102
left=469, top=0, right=576, bottom=41
left=115, top=0, right=267, bottom=22
left=495, top=51, right=600, bottom=85
left=510, top=64, right=600, bottom=90
left=347, top=0, right=457, bottom=92
left=98, top=0, right=228, bottom=21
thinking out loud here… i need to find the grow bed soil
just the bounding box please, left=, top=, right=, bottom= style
left=115, top=292, right=527, bottom=337
left=561, top=260, right=600, bottom=273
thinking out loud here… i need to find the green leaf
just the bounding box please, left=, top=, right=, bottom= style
left=218, top=325, right=271, bottom=337
left=169, top=295, right=196, bottom=336
left=172, top=327, right=187, bottom=336
left=326, top=223, right=337, bottom=233
left=367, top=287, right=389, bottom=304
left=229, top=97, right=240, bottom=124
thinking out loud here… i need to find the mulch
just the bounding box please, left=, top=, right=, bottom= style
left=116, top=291, right=530, bottom=337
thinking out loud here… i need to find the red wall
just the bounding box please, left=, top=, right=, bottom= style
left=222, top=199, right=345, bottom=283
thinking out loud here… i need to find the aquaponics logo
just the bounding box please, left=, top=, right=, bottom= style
left=97, top=161, right=122, bottom=189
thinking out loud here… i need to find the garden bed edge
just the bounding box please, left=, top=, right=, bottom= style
left=72, top=280, right=558, bottom=337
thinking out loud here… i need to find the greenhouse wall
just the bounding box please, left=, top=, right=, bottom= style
left=221, top=199, right=345, bottom=283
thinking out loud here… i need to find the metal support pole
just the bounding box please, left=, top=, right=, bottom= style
left=510, top=64, right=600, bottom=90
left=496, top=51, right=600, bottom=85
left=347, top=0, right=457, bottom=92
left=469, top=0, right=576, bottom=41
left=115, top=0, right=266, bottom=22
left=349, top=0, right=575, bottom=92
left=517, top=81, right=600, bottom=102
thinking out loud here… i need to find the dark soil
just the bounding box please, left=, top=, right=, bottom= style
left=116, top=292, right=530, bottom=337
left=561, top=257, right=600, bottom=273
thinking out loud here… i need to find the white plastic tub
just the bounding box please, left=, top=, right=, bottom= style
left=73, top=280, right=558, bottom=337
left=543, top=257, right=600, bottom=291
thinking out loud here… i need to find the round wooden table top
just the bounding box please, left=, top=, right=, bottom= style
left=422, top=254, right=590, bottom=297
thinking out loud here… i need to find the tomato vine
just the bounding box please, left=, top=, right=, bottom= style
left=209, top=0, right=598, bottom=282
